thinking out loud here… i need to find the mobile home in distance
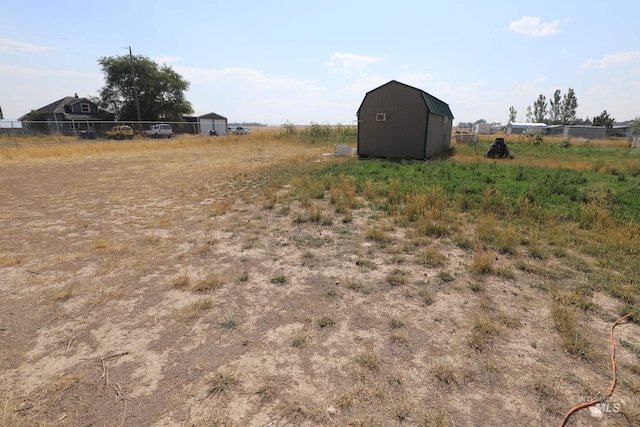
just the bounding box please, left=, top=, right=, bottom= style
left=505, top=122, right=547, bottom=135
left=472, top=123, right=492, bottom=134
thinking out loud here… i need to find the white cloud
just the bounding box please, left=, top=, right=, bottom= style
left=579, top=50, right=640, bottom=71
left=327, top=52, right=385, bottom=75
left=0, top=63, right=99, bottom=79
left=176, top=65, right=324, bottom=94
left=508, top=16, right=562, bottom=37
left=509, top=77, right=547, bottom=96
left=0, top=37, right=53, bottom=53
left=176, top=65, right=343, bottom=123
left=0, top=63, right=102, bottom=119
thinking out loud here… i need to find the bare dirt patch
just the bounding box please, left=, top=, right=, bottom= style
left=1, top=139, right=638, bottom=426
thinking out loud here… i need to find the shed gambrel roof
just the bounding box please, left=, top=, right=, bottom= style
left=422, top=91, right=454, bottom=119
left=358, top=80, right=454, bottom=119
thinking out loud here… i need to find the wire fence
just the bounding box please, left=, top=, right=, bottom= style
left=0, top=120, right=357, bottom=147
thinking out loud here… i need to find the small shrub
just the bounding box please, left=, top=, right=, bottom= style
left=317, top=315, right=335, bottom=328
left=390, top=334, right=407, bottom=345
left=416, top=247, right=445, bottom=268
left=207, top=370, right=239, bottom=396
left=291, top=175, right=325, bottom=201
left=255, top=379, right=277, bottom=404
left=346, top=280, right=363, bottom=291
left=291, top=335, right=307, bottom=348
left=52, top=283, right=75, bottom=302
left=330, top=174, right=359, bottom=213
left=192, top=274, right=226, bottom=293
left=270, top=275, right=287, bottom=284
left=551, top=304, right=594, bottom=360
left=172, top=275, right=191, bottom=289
left=388, top=318, right=404, bottom=329
left=418, top=409, right=451, bottom=427
left=469, top=282, right=484, bottom=293
left=262, top=187, right=277, bottom=209
left=468, top=315, right=500, bottom=352
left=420, top=291, right=434, bottom=306
left=356, top=259, right=376, bottom=269
left=469, top=250, right=494, bottom=275
left=553, top=289, right=598, bottom=312
left=365, top=227, right=393, bottom=244
left=220, top=314, right=240, bottom=332
left=432, top=363, right=458, bottom=386
left=178, top=299, right=212, bottom=321
left=356, top=349, right=380, bottom=372
left=438, top=271, right=455, bottom=282
left=534, top=379, right=559, bottom=400
left=386, top=268, right=408, bottom=286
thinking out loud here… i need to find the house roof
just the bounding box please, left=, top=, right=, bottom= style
left=360, top=80, right=454, bottom=119
left=19, top=96, right=98, bottom=120
left=184, top=112, right=228, bottom=120
left=36, top=96, right=92, bottom=114
left=508, top=122, right=547, bottom=127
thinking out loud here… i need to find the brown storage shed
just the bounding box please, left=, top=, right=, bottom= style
left=357, top=80, right=454, bottom=160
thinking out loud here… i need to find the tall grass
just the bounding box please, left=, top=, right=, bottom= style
left=310, top=143, right=639, bottom=308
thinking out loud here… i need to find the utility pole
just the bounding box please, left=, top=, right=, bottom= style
left=128, top=46, right=143, bottom=135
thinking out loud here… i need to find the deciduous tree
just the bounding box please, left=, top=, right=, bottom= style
left=96, top=54, right=193, bottom=121
left=533, top=94, right=547, bottom=123
left=592, top=110, right=614, bottom=128
left=549, top=89, right=562, bottom=124
left=560, top=88, right=578, bottom=124
left=508, top=106, right=517, bottom=123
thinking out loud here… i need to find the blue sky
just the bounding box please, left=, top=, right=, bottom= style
left=1, top=0, right=638, bottom=125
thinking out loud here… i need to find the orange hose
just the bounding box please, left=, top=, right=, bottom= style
left=559, top=312, right=633, bottom=427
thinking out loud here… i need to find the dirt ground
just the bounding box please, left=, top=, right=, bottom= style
left=0, top=140, right=638, bottom=426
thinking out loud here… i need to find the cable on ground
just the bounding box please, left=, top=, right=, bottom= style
left=559, top=311, right=635, bottom=427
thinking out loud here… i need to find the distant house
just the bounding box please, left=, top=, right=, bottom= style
left=183, top=112, right=228, bottom=135
left=606, top=123, right=634, bottom=138
left=544, top=125, right=565, bottom=136
left=357, top=80, right=454, bottom=160
left=472, top=123, right=492, bottom=134
left=505, top=122, right=547, bottom=135
left=563, top=125, right=606, bottom=139
left=18, top=95, right=113, bottom=134
left=19, top=95, right=110, bottom=122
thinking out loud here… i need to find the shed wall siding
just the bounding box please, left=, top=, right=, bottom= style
left=563, top=126, right=606, bottom=139
left=357, top=80, right=453, bottom=160
left=425, top=114, right=450, bottom=157
left=358, top=84, right=428, bottom=159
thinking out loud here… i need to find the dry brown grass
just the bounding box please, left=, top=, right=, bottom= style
left=191, top=274, right=227, bottom=293
left=51, top=283, right=75, bottom=302
left=2, top=134, right=638, bottom=426
left=0, top=254, right=25, bottom=267
left=177, top=299, right=213, bottom=321
left=0, top=132, right=317, bottom=164
left=207, top=370, right=239, bottom=396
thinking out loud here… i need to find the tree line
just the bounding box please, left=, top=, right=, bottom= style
left=508, top=88, right=619, bottom=128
